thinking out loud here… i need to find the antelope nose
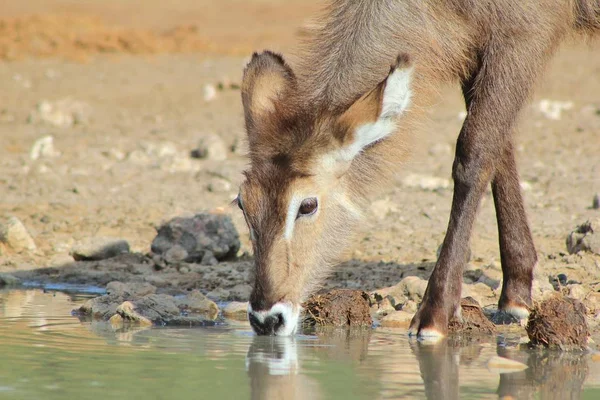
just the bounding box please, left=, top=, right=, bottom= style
left=248, top=311, right=285, bottom=336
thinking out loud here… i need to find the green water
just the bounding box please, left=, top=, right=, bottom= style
left=0, top=289, right=599, bottom=399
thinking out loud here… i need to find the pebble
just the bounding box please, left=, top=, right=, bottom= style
left=191, top=133, right=228, bottom=161
left=379, top=310, right=415, bottom=328
left=70, top=237, right=130, bottom=261
left=222, top=301, right=249, bottom=321
left=401, top=173, right=450, bottom=191
left=30, top=135, right=60, bottom=160
left=29, top=98, right=91, bottom=127
left=537, top=99, right=573, bottom=121
left=0, top=217, right=37, bottom=253
left=206, top=177, right=232, bottom=193
left=566, top=219, right=600, bottom=255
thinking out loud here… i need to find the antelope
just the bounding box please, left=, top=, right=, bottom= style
left=236, top=0, right=600, bottom=337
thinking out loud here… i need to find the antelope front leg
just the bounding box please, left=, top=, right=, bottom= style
left=409, top=39, right=555, bottom=338
left=493, top=141, right=536, bottom=317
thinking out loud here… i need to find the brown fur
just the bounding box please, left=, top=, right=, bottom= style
left=239, top=0, right=599, bottom=335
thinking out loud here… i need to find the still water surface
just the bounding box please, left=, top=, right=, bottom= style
left=1, top=289, right=599, bottom=399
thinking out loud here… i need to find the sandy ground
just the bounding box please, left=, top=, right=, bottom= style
left=1, top=1, right=600, bottom=323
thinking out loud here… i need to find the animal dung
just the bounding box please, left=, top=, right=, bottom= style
left=303, top=289, right=372, bottom=327
left=526, top=295, right=589, bottom=350
left=448, top=297, right=496, bottom=334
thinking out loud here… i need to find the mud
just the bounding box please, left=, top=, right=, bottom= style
left=303, top=289, right=372, bottom=327
left=526, top=295, right=590, bottom=350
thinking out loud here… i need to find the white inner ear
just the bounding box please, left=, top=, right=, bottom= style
left=337, top=66, right=413, bottom=162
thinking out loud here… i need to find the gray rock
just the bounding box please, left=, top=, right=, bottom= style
left=206, top=177, right=232, bottom=193
left=71, top=237, right=130, bottom=261
left=0, top=217, right=37, bottom=253
left=105, top=281, right=156, bottom=298
left=371, top=276, right=429, bottom=306
left=190, top=133, right=227, bottom=161
left=77, top=291, right=218, bottom=326
left=0, top=273, right=20, bottom=287
left=229, top=283, right=252, bottom=301
left=222, top=301, right=249, bottom=321
left=163, top=245, right=188, bottom=263
left=175, top=290, right=219, bottom=320
left=566, top=220, right=600, bottom=255
left=151, top=213, right=240, bottom=263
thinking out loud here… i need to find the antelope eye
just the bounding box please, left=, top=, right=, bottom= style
left=298, top=197, right=318, bottom=217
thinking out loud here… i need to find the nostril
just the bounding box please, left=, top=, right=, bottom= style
left=248, top=312, right=261, bottom=328
left=273, top=313, right=284, bottom=331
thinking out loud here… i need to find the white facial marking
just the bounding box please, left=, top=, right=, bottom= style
left=284, top=194, right=318, bottom=241
left=248, top=302, right=301, bottom=337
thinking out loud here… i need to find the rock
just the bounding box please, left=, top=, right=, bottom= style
left=105, top=281, right=156, bottom=298
left=206, top=177, right=232, bottom=193
left=463, top=268, right=500, bottom=290
left=115, top=301, right=153, bottom=326
left=0, top=217, right=37, bottom=253
left=190, top=133, right=228, bottom=161
left=370, top=198, right=398, bottom=219
left=222, top=301, right=249, bottom=321
left=526, top=295, right=589, bottom=350
left=77, top=294, right=122, bottom=320
left=379, top=310, right=415, bottom=328
left=537, top=99, right=573, bottom=120
left=70, top=237, right=130, bottom=261
left=566, top=220, right=600, bottom=255
left=206, top=287, right=230, bottom=301
left=30, top=135, right=60, bottom=160
left=448, top=297, right=496, bottom=334
left=29, top=98, right=91, bottom=127
left=371, top=276, right=429, bottom=306
left=371, top=296, right=396, bottom=317
left=557, top=273, right=568, bottom=286
left=77, top=291, right=218, bottom=326
left=487, top=356, right=528, bottom=372
left=402, top=173, right=451, bottom=191
left=175, top=290, right=219, bottom=320
left=151, top=212, right=240, bottom=263
left=303, top=289, right=372, bottom=327
left=567, top=284, right=587, bottom=301
left=229, top=284, right=252, bottom=301
left=0, top=273, right=20, bottom=287
left=118, top=294, right=180, bottom=323
left=461, top=282, right=496, bottom=307
left=163, top=245, right=188, bottom=263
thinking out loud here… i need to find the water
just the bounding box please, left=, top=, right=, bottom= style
left=1, top=289, right=599, bottom=399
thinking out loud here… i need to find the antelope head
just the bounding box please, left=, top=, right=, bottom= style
left=238, top=51, right=413, bottom=335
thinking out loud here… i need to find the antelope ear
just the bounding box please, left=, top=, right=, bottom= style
left=334, top=54, right=413, bottom=162
left=241, top=51, right=296, bottom=131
